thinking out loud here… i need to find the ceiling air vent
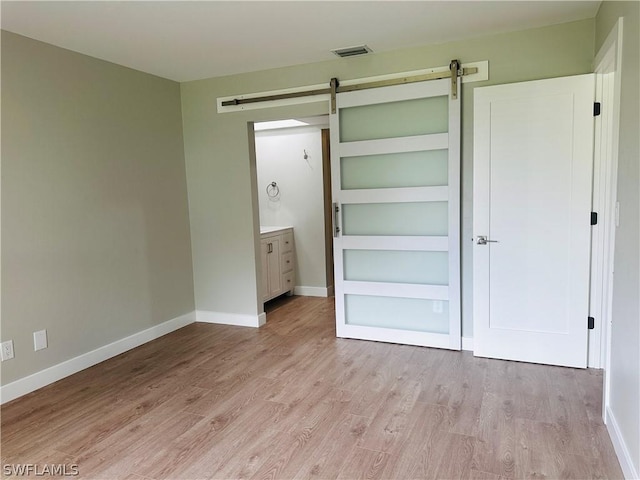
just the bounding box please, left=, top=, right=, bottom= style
left=331, top=45, right=373, bottom=58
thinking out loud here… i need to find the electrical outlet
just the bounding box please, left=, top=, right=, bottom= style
left=1, top=340, right=15, bottom=361
left=34, top=330, right=48, bottom=351
left=432, top=300, right=444, bottom=314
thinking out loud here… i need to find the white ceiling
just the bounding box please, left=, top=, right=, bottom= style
left=1, top=1, right=601, bottom=82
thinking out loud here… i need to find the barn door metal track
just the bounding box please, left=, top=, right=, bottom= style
left=221, top=59, right=476, bottom=112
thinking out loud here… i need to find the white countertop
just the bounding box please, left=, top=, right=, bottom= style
left=260, top=226, right=293, bottom=234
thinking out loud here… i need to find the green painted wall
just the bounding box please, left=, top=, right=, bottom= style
left=595, top=2, right=640, bottom=476
left=1, top=32, right=195, bottom=385
left=181, top=19, right=595, bottom=334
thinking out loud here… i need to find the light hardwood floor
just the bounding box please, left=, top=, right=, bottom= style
left=1, top=296, right=623, bottom=479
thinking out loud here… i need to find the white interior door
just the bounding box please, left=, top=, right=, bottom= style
left=330, top=78, right=461, bottom=350
left=473, top=74, right=595, bottom=368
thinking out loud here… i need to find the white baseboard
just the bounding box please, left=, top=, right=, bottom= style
left=0, top=311, right=196, bottom=405
left=462, top=336, right=474, bottom=352
left=606, top=406, right=639, bottom=480
left=196, top=310, right=264, bottom=328
left=293, top=286, right=331, bottom=297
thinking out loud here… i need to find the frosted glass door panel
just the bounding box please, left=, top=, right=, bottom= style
left=331, top=78, right=461, bottom=350
left=344, top=250, right=448, bottom=285
left=341, top=150, right=448, bottom=190
left=340, top=96, right=448, bottom=142
left=345, top=295, right=449, bottom=334
left=342, top=202, right=448, bottom=236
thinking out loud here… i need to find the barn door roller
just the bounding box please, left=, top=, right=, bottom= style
left=450, top=59, right=461, bottom=99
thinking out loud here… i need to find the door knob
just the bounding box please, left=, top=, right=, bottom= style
left=477, top=235, right=499, bottom=245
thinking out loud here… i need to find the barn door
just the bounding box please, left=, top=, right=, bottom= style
left=330, top=78, right=461, bottom=349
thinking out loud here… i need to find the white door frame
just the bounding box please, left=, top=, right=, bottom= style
left=592, top=18, right=623, bottom=418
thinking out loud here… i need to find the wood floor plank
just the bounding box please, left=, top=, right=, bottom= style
left=221, top=384, right=346, bottom=479
left=177, top=402, right=288, bottom=479
left=443, top=352, right=488, bottom=436
left=293, top=413, right=371, bottom=480
left=283, top=386, right=352, bottom=435
left=592, top=424, right=626, bottom=479
left=4, top=375, right=185, bottom=459
left=482, top=358, right=554, bottom=424
left=573, top=367, right=605, bottom=424
left=347, top=353, right=396, bottom=418
left=545, top=366, right=602, bottom=458
left=416, top=348, right=462, bottom=406
left=356, top=376, right=422, bottom=455
left=313, top=350, right=363, bottom=389
left=431, top=432, right=477, bottom=480
left=127, top=416, right=225, bottom=479
left=1, top=296, right=624, bottom=480
left=336, top=447, right=390, bottom=480
left=559, top=453, right=614, bottom=480
left=247, top=394, right=352, bottom=480
left=55, top=379, right=210, bottom=457
left=207, top=427, right=282, bottom=480
left=183, top=375, right=275, bottom=417
left=408, top=431, right=476, bottom=479
left=77, top=410, right=205, bottom=478
left=380, top=401, right=452, bottom=479
left=472, top=392, right=517, bottom=478
left=131, top=379, right=280, bottom=479
left=259, top=346, right=338, bottom=403
left=469, top=468, right=508, bottom=479
left=514, top=418, right=565, bottom=479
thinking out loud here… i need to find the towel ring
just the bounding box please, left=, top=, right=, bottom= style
left=266, top=181, right=280, bottom=198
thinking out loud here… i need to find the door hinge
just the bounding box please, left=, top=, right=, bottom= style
left=594, top=102, right=601, bottom=116
left=591, top=212, right=598, bottom=225
left=588, top=317, right=595, bottom=330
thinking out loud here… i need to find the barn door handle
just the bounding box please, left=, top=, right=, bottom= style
left=333, top=203, right=341, bottom=237
left=477, top=235, right=498, bottom=245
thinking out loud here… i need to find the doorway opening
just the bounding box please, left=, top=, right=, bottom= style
left=250, top=115, right=334, bottom=318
